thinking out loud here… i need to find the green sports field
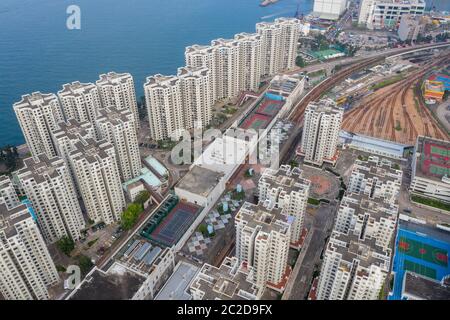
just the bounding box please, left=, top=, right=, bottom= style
left=398, top=236, right=448, bottom=267
left=403, top=260, right=437, bottom=279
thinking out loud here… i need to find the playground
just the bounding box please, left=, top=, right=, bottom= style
left=239, top=113, right=271, bottom=130
left=390, top=222, right=450, bottom=300
left=238, top=93, right=285, bottom=131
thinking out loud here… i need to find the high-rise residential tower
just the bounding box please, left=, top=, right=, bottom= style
left=17, top=155, right=85, bottom=243
left=0, top=175, right=20, bottom=210
left=13, top=92, right=64, bottom=159
left=69, top=138, right=125, bottom=225
left=299, top=99, right=344, bottom=166
left=57, top=81, right=103, bottom=135
left=96, top=107, right=141, bottom=181
left=0, top=203, right=59, bottom=300
left=96, top=72, right=140, bottom=130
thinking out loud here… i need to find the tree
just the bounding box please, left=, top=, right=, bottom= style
left=121, top=203, right=143, bottom=230
left=76, top=255, right=94, bottom=275
left=198, top=224, right=208, bottom=237
left=295, top=56, right=306, bottom=68
left=56, top=236, right=75, bottom=256
left=134, top=190, right=150, bottom=207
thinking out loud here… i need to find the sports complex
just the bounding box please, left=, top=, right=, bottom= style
left=416, top=137, right=450, bottom=178
left=140, top=195, right=202, bottom=247
left=239, top=92, right=285, bottom=131
left=389, top=221, right=450, bottom=300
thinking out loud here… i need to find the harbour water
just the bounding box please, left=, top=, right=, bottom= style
left=0, top=0, right=312, bottom=146
left=0, top=0, right=446, bottom=146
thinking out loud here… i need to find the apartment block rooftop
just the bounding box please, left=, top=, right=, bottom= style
left=259, top=165, right=311, bottom=195
left=13, top=92, right=59, bottom=111
left=352, top=156, right=403, bottom=184
left=189, top=257, right=262, bottom=300
left=18, top=154, right=66, bottom=184
left=328, top=231, right=391, bottom=272
left=235, top=202, right=291, bottom=237
left=70, top=138, right=115, bottom=164
left=97, top=106, right=133, bottom=125
left=155, top=261, right=199, bottom=300
left=0, top=203, right=30, bottom=238
left=58, top=81, right=98, bottom=97
left=96, top=71, right=134, bottom=86
left=306, top=98, right=344, bottom=115
left=52, top=119, right=94, bottom=141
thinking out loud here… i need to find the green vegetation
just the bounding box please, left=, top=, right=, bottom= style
left=56, top=236, right=75, bottom=257
left=198, top=224, right=214, bottom=237
left=87, top=238, right=99, bottom=248
left=357, top=155, right=369, bottom=161
left=289, top=159, right=299, bottom=168
left=308, top=197, right=320, bottom=206
left=121, top=203, right=144, bottom=230
left=295, top=56, right=306, bottom=68
left=75, top=255, right=94, bottom=275
left=0, top=145, right=19, bottom=174
left=393, top=163, right=400, bottom=170
left=217, top=204, right=229, bottom=215
left=223, top=106, right=237, bottom=115
left=134, top=190, right=150, bottom=207
left=394, top=120, right=402, bottom=131
left=232, top=190, right=245, bottom=201
left=56, top=265, right=66, bottom=272
left=378, top=283, right=385, bottom=300
left=371, top=75, right=403, bottom=90
left=337, top=189, right=345, bottom=201
left=311, top=34, right=330, bottom=51
left=411, top=195, right=450, bottom=212
left=244, top=168, right=253, bottom=178
left=325, top=167, right=340, bottom=177
left=157, top=139, right=178, bottom=150
left=308, top=69, right=326, bottom=78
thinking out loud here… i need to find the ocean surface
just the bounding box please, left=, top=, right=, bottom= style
left=0, top=0, right=447, bottom=147
left=0, top=0, right=312, bottom=147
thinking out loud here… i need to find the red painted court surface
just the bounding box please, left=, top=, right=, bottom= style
left=418, top=140, right=450, bottom=178
left=240, top=113, right=271, bottom=130
left=149, top=201, right=201, bottom=247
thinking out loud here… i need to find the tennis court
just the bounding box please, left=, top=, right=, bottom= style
left=239, top=113, right=271, bottom=130
left=389, top=223, right=450, bottom=300
left=255, top=98, right=284, bottom=117
left=149, top=201, right=201, bottom=247
left=419, top=140, right=450, bottom=179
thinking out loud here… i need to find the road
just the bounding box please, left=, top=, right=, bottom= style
left=282, top=202, right=337, bottom=300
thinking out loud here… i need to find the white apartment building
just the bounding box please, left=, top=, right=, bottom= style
left=17, top=155, right=85, bottom=243
left=52, top=119, right=96, bottom=193
left=185, top=45, right=217, bottom=100
left=335, top=194, right=398, bottom=250
left=210, top=38, right=241, bottom=100
left=0, top=175, right=20, bottom=210
left=256, top=18, right=301, bottom=76
left=258, top=165, right=310, bottom=249
left=96, top=107, right=141, bottom=182
left=313, top=0, right=348, bottom=20
left=13, top=92, right=64, bottom=159
left=410, top=136, right=450, bottom=204
left=358, top=0, right=425, bottom=30
left=189, top=256, right=264, bottom=300
left=348, top=156, right=403, bottom=204
left=235, top=202, right=291, bottom=293
left=317, top=231, right=391, bottom=300
left=234, top=33, right=263, bottom=93
left=144, top=74, right=184, bottom=141
left=57, top=81, right=103, bottom=135
left=177, top=66, right=213, bottom=129
left=0, top=203, right=59, bottom=300
left=96, top=72, right=140, bottom=130
left=299, top=99, right=344, bottom=166
left=69, top=138, right=126, bottom=225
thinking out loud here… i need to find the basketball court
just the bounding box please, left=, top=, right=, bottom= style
left=255, top=98, right=284, bottom=117
left=419, top=140, right=450, bottom=178
left=239, top=113, right=271, bottom=130
left=389, top=222, right=450, bottom=300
